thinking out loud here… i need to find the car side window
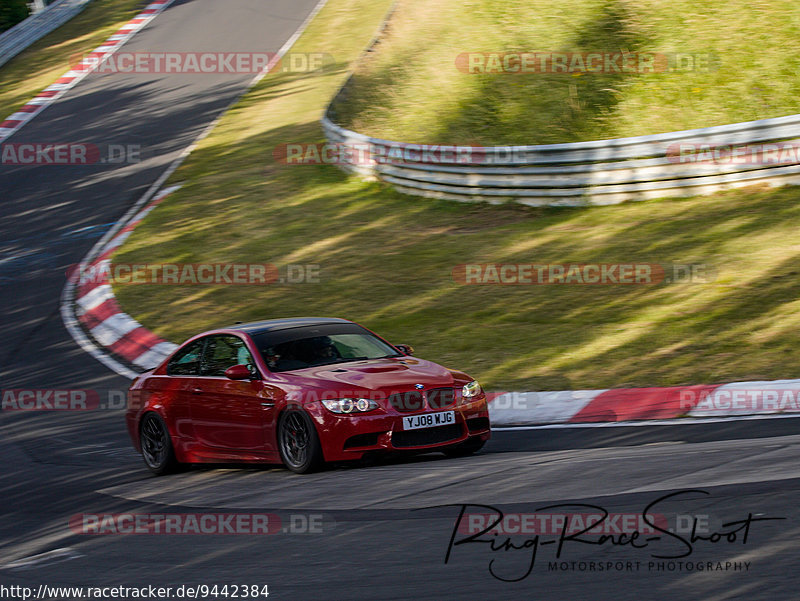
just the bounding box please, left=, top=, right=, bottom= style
left=166, top=338, right=206, bottom=376
left=201, top=335, right=255, bottom=377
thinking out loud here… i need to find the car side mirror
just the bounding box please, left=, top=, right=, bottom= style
left=395, top=344, right=414, bottom=356
left=225, top=364, right=253, bottom=380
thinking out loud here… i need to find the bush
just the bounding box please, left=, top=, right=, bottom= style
left=0, top=0, right=30, bottom=34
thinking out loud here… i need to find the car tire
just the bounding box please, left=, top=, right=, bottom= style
left=443, top=436, right=485, bottom=458
left=139, top=413, right=180, bottom=475
left=277, top=410, right=324, bottom=474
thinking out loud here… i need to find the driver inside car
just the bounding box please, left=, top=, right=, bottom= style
left=310, top=336, right=340, bottom=362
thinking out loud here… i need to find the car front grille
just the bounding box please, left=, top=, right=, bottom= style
left=391, top=423, right=463, bottom=448
left=388, top=388, right=456, bottom=412
left=388, top=391, right=424, bottom=412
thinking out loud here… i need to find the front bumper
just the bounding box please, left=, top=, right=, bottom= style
left=304, top=396, right=491, bottom=462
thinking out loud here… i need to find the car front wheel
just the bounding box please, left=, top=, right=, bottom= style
left=277, top=410, right=324, bottom=474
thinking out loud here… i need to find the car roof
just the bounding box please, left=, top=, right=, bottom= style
left=225, top=317, right=353, bottom=335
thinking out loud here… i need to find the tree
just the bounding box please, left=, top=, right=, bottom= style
left=0, top=0, right=31, bottom=35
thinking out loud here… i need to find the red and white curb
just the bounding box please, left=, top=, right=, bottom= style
left=487, top=381, right=800, bottom=426
left=70, top=186, right=180, bottom=374
left=0, top=0, right=176, bottom=143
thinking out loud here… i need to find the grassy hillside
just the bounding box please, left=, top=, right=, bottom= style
left=113, top=0, right=800, bottom=391
left=333, top=0, right=800, bottom=145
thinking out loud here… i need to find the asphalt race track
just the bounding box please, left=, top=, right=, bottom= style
left=1, top=2, right=799, bottom=600
left=2, top=418, right=800, bottom=599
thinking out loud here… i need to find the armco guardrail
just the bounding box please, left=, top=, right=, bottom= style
left=320, top=2, right=800, bottom=206
left=0, top=0, right=91, bottom=69
left=321, top=112, right=800, bottom=206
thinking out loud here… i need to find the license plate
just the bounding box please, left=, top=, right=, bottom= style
left=401, top=411, right=455, bottom=430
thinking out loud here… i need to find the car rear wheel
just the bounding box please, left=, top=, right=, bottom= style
left=443, top=436, right=485, bottom=458
left=277, top=410, right=323, bottom=474
left=140, top=413, right=179, bottom=475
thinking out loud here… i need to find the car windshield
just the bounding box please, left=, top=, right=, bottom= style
left=251, top=323, right=402, bottom=372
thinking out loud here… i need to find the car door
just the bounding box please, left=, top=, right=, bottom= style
left=162, top=337, right=207, bottom=442
left=189, top=334, right=272, bottom=453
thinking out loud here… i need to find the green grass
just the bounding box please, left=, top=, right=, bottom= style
left=0, top=0, right=147, bottom=119
left=113, top=0, right=800, bottom=392
left=332, top=0, right=800, bottom=145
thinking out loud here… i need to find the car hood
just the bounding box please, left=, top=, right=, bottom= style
left=280, top=357, right=458, bottom=394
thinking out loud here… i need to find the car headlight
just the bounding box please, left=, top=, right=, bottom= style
left=462, top=380, right=483, bottom=398
left=321, top=398, right=378, bottom=414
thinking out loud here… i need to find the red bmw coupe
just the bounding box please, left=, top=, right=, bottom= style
left=126, top=317, right=491, bottom=474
